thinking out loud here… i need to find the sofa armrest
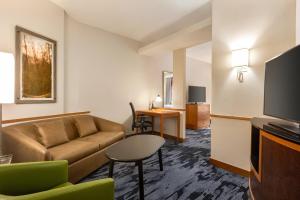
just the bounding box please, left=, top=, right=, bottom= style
left=7, top=178, right=114, bottom=200
left=1, top=129, right=48, bottom=162
left=93, top=116, right=125, bottom=132
left=0, top=161, right=68, bottom=196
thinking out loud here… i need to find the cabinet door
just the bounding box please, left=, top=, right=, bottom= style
left=186, top=104, right=197, bottom=129
left=197, top=104, right=210, bottom=129
left=261, top=132, right=300, bottom=199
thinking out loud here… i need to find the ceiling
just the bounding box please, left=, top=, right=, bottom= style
left=187, top=41, right=212, bottom=64
left=50, top=0, right=211, bottom=43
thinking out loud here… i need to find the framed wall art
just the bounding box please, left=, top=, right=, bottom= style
left=15, top=26, right=56, bottom=104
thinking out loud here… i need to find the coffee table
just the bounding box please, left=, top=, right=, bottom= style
left=105, top=134, right=165, bottom=200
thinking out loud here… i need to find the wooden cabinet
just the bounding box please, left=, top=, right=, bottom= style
left=186, top=104, right=210, bottom=130
left=250, top=118, right=300, bottom=200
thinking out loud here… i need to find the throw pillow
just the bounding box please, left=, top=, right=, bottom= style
left=34, top=120, right=69, bottom=148
left=74, top=115, right=98, bottom=137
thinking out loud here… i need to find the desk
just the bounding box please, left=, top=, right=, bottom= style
left=136, top=109, right=181, bottom=141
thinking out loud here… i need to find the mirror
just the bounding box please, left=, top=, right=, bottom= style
left=162, top=71, right=173, bottom=107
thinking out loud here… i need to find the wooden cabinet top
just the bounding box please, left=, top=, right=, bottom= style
left=251, top=117, right=300, bottom=145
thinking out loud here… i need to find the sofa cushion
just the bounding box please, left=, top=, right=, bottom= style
left=79, top=131, right=124, bottom=149
left=62, top=117, right=80, bottom=140
left=34, top=120, right=69, bottom=148
left=47, top=140, right=99, bottom=164
left=74, top=116, right=98, bottom=137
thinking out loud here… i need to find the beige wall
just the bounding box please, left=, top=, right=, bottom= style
left=186, top=58, right=211, bottom=104
left=0, top=0, right=65, bottom=120
left=211, top=118, right=251, bottom=170
left=65, top=16, right=173, bottom=130
left=297, top=0, right=300, bottom=44
left=173, top=49, right=187, bottom=108
left=171, top=49, right=187, bottom=138
left=211, top=0, right=296, bottom=170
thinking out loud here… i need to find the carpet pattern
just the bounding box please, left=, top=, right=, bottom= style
left=81, top=129, right=249, bottom=200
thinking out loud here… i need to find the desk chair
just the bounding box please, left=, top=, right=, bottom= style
left=129, top=102, right=153, bottom=134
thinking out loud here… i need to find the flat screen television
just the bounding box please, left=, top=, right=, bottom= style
left=188, top=86, right=206, bottom=103
left=264, top=45, right=300, bottom=135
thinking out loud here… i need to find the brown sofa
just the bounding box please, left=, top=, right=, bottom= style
left=1, top=115, right=125, bottom=183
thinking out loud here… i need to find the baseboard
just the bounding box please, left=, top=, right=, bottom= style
left=249, top=179, right=255, bottom=200
left=209, top=158, right=250, bottom=177
left=151, top=131, right=185, bottom=142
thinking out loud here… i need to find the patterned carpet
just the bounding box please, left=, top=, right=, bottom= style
left=81, top=129, right=249, bottom=200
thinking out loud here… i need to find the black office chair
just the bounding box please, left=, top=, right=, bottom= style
left=129, top=102, right=153, bottom=134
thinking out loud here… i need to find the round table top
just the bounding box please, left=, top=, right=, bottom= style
left=105, top=134, right=165, bottom=162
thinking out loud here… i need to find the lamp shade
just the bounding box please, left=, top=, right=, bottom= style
left=155, top=94, right=162, bottom=103
left=0, top=52, right=15, bottom=104
left=232, top=48, right=249, bottom=67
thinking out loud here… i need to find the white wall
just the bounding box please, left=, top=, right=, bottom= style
left=0, top=0, right=178, bottom=135
left=186, top=57, right=212, bottom=104
left=0, top=0, right=65, bottom=120
left=211, top=0, right=295, bottom=170
left=297, top=0, right=300, bottom=44
left=64, top=16, right=173, bottom=130
left=142, top=53, right=173, bottom=101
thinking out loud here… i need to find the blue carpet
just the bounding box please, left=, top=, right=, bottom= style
left=81, top=129, right=249, bottom=200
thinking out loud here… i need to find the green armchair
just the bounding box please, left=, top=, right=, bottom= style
left=0, top=160, right=114, bottom=200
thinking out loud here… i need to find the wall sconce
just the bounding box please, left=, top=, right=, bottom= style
left=232, top=48, right=249, bottom=83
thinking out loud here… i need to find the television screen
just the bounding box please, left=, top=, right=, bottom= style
left=264, top=45, right=300, bottom=122
left=188, top=86, right=206, bottom=103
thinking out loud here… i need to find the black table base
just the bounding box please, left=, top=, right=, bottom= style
left=158, top=149, right=163, bottom=171
left=108, top=149, right=163, bottom=200
left=137, top=160, right=144, bottom=200
left=108, top=161, right=114, bottom=178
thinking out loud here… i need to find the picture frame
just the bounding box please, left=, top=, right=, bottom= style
left=162, top=71, right=173, bottom=107
left=15, top=26, right=57, bottom=104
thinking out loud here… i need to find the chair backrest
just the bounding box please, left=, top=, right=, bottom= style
left=0, top=161, right=68, bottom=196
left=129, top=102, right=136, bottom=126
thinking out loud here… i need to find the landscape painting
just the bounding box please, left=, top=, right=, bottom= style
left=16, top=26, right=56, bottom=103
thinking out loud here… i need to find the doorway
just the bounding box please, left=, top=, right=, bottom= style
left=185, top=41, right=212, bottom=135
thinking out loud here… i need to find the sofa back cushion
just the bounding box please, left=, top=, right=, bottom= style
left=2, top=116, right=80, bottom=140
left=62, top=117, right=80, bottom=140
left=6, top=123, right=40, bottom=141
left=34, top=120, right=69, bottom=148
left=74, top=115, right=98, bottom=137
